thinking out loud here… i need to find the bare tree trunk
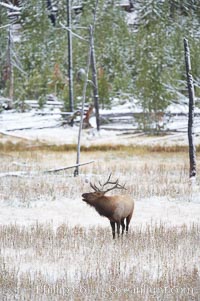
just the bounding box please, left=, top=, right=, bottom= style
left=74, top=25, right=93, bottom=177
left=74, top=0, right=99, bottom=177
left=91, top=33, right=100, bottom=131
left=67, top=0, right=74, bottom=113
left=8, top=26, right=14, bottom=109
left=45, top=160, right=95, bottom=173
left=184, top=38, right=196, bottom=179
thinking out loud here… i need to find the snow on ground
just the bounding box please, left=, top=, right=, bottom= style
left=1, top=101, right=200, bottom=147
left=0, top=102, right=200, bottom=229
left=0, top=195, right=199, bottom=228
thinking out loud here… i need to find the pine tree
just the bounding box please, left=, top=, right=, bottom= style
left=134, top=0, right=172, bottom=130
left=0, top=0, right=200, bottom=116
left=133, top=0, right=200, bottom=130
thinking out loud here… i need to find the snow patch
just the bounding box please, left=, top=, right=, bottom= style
left=0, top=195, right=199, bottom=228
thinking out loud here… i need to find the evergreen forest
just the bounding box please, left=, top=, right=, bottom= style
left=0, top=0, right=200, bottom=115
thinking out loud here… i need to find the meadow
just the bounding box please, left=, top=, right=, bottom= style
left=0, top=145, right=199, bottom=300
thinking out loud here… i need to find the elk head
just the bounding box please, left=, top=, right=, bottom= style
left=82, top=173, right=126, bottom=205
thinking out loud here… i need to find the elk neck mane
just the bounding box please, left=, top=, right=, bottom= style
left=90, top=195, right=116, bottom=218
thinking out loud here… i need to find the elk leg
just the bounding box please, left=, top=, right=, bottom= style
left=126, top=213, right=132, bottom=234
left=117, top=222, right=120, bottom=238
left=121, top=219, right=125, bottom=235
left=110, top=221, right=115, bottom=239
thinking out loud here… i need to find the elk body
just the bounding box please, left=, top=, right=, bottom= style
left=82, top=175, right=134, bottom=239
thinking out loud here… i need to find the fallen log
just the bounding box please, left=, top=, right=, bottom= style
left=0, top=130, right=36, bottom=141
left=0, top=160, right=95, bottom=177
left=2, top=123, right=61, bottom=132
left=44, top=160, right=95, bottom=173
left=0, top=171, right=32, bottom=178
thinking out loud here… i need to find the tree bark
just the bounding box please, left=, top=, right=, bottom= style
left=74, top=0, right=99, bottom=176
left=45, top=160, right=95, bottom=173
left=8, top=26, right=14, bottom=108
left=91, top=33, right=100, bottom=131
left=74, top=25, right=93, bottom=177
left=184, top=38, right=196, bottom=178
left=67, top=0, right=74, bottom=113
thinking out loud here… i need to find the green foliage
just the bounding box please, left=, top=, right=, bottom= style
left=0, top=0, right=200, bottom=118
left=133, top=0, right=200, bottom=130
left=94, top=2, right=133, bottom=94
left=98, top=70, right=110, bottom=108
left=12, top=0, right=69, bottom=102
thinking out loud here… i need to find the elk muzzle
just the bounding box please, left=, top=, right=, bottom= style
left=82, top=193, right=88, bottom=202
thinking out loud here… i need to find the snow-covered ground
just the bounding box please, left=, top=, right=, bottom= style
left=1, top=100, right=200, bottom=147
left=0, top=104, right=200, bottom=300
left=0, top=195, right=199, bottom=228
left=0, top=102, right=200, bottom=230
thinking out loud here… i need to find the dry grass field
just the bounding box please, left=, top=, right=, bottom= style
left=0, top=144, right=200, bottom=300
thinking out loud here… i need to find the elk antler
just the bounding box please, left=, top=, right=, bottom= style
left=103, top=179, right=127, bottom=194
left=90, top=173, right=126, bottom=194
left=90, top=182, right=101, bottom=192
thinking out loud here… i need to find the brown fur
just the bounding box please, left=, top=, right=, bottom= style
left=82, top=192, right=134, bottom=239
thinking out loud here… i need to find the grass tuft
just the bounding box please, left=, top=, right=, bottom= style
left=1, top=140, right=200, bottom=153
left=0, top=146, right=199, bottom=300
left=0, top=223, right=199, bottom=300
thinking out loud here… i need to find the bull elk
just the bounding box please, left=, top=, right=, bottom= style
left=82, top=174, right=134, bottom=239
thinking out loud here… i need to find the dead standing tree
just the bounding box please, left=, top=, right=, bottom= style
left=74, top=0, right=99, bottom=177
left=90, top=3, right=100, bottom=131
left=0, top=2, right=20, bottom=109
left=7, top=26, right=14, bottom=109
left=67, top=0, right=74, bottom=113
left=74, top=24, right=94, bottom=177
left=184, top=38, right=196, bottom=179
